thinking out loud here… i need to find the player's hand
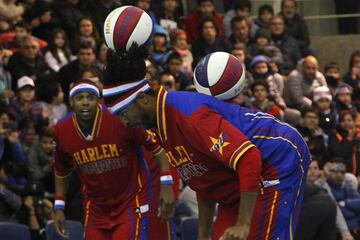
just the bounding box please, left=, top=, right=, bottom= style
left=220, top=224, right=250, bottom=240
left=53, top=210, right=69, bottom=238
left=159, top=184, right=176, bottom=221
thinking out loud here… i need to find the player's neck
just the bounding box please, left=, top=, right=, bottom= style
left=76, top=116, right=95, bottom=133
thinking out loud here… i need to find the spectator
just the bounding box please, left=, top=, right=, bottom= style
left=192, top=17, right=231, bottom=66
left=135, top=0, right=158, bottom=25
left=8, top=76, right=48, bottom=138
left=150, top=24, right=172, bottom=72
left=7, top=36, right=53, bottom=91
left=0, top=175, right=22, bottom=222
left=231, top=42, right=246, bottom=64
left=280, top=0, right=313, bottom=57
left=343, top=50, right=360, bottom=105
left=95, top=41, right=108, bottom=70
left=324, top=61, right=342, bottom=94
left=295, top=182, right=337, bottom=240
left=228, top=16, right=251, bottom=46
left=51, top=0, right=84, bottom=41
left=223, top=0, right=257, bottom=38
left=269, top=15, right=301, bottom=75
left=58, top=41, right=97, bottom=101
left=28, top=127, right=54, bottom=193
left=307, top=160, right=354, bottom=240
left=327, top=162, right=360, bottom=237
left=313, top=86, right=337, bottom=135
left=0, top=20, right=48, bottom=53
left=80, top=65, right=104, bottom=95
left=246, top=28, right=283, bottom=68
left=0, top=0, right=24, bottom=25
left=0, top=47, right=13, bottom=104
left=334, top=83, right=357, bottom=114
left=171, top=29, right=193, bottom=76
left=44, top=28, right=73, bottom=72
left=165, top=51, right=192, bottom=91
left=328, top=110, right=360, bottom=176
left=35, top=75, right=67, bottom=126
left=70, top=16, right=101, bottom=54
left=297, top=108, right=327, bottom=163
left=81, top=0, right=121, bottom=38
left=254, top=4, right=274, bottom=30
left=159, top=71, right=177, bottom=91
left=285, top=56, right=327, bottom=111
left=184, top=0, right=223, bottom=44
left=155, top=0, right=182, bottom=32
left=249, top=55, right=286, bottom=109
left=249, top=81, right=283, bottom=120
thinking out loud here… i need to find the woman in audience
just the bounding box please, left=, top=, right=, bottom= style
left=70, top=16, right=101, bottom=54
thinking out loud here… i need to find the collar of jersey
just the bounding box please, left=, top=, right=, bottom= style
left=156, top=86, right=168, bottom=143
left=72, top=104, right=103, bottom=141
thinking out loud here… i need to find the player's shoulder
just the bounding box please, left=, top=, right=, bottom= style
left=56, top=112, right=73, bottom=128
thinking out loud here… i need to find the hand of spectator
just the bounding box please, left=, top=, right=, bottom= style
left=343, top=233, right=354, bottom=240
left=1, top=90, right=14, bottom=98
left=0, top=21, right=9, bottom=32
left=24, top=196, right=35, bottom=211
left=159, top=184, right=176, bottom=221
left=6, top=130, right=19, bottom=144
left=53, top=209, right=69, bottom=238
left=42, top=107, right=53, bottom=119
left=31, top=18, right=40, bottom=27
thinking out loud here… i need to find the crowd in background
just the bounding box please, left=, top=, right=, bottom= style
left=0, top=0, right=359, bottom=239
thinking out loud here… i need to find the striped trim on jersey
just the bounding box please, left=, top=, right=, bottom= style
left=229, top=141, right=256, bottom=170
left=156, top=87, right=168, bottom=143
left=72, top=104, right=103, bottom=141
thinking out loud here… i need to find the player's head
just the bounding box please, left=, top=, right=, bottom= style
left=69, top=79, right=100, bottom=124
left=103, top=46, right=157, bottom=129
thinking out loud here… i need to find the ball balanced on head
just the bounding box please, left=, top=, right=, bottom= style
left=104, top=6, right=153, bottom=52
left=194, top=52, right=246, bottom=100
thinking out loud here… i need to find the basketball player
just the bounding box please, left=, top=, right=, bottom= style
left=53, top=79, right=175, bottom=239
left=102, top=47, right=311, bottom=240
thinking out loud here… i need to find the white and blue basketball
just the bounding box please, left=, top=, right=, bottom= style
left=194, top=52, right=246, bottom=100
left=104, top=6, right=153, bottom=52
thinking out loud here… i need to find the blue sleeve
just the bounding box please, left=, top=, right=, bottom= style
left=9, top=141, right=26, bottom=163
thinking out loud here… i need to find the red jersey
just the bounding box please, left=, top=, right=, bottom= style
left=54, top=105, right=163, bottom=218
left=155, top=88, right=261, bottom=208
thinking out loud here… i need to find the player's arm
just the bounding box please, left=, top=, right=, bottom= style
left=134, top=129, right=176, bottom=221
left=198, top=199, right=216, bottom=240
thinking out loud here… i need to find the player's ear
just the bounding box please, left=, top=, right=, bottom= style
left=136, top=92, right=149, bottom=105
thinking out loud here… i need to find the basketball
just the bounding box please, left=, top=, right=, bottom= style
left=103, top=6, right=153, bottom=52
left=194, top=52, right=246, bottom=100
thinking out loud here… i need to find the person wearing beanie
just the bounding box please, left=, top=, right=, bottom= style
left=150, top=24, right=173, bottom=72
left=334, top=83, right=357, bottom=114
left=53, top=79, right=175, bottom=239
left=171, top=29, right=194, bottom=76
left=313, top=86, right=338, bottom=135
left=102, top=45, right=311, bottom=240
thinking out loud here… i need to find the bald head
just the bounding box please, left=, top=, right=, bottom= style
left=303, top=56, right=319, bottom=79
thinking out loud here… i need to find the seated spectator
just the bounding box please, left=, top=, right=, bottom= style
left=0, top=0, right=24, bottom=31
left=135, top=0, right=158, bottom=25
left=185, top=0, right=224, bottom=44
left=171, top=29, right=193, bottom=76
left=155, top=0, right=182, bottom=32
left=150, top=24, right=172, bottom=72
left=0, top=174, right=22, bottom=222
left=58, top=41, right=97, bottom=101
left=228, top=16, right=251, bottom=46
left=0, top=21, right=48, bottom=53
left=324, top=61, right=343, bottom=94
left=313, top=86, right=337, bottom=135
left=7, top=36, right=53, bottom=91
left=249, top=55, right=286, bottom=109
left=334, top=83, right=357, bottom=114
left=223, top=0, right=257, bottom=38
left=280, top=0, right=313, bottom=57
left=295, top=182, right=337, bottom=240
left=35, top=75, right=67, bottom=126
left=0, top=47, right=13, bottom=104
left=249, top=81, right=283, bottom=120
left=80, top=65, right=104, bottom=93
left=328, top=110, right=360, bottom=176
left=307, top=160, right=354, bottom=240
left=285, top=56, right=327, bottom=111
left=159, top=71, right=177, bottom=91
left=231, top=42, right=246, bottom=64
left=343, top=51, right=360, bottom=106
left=254, top=4, right=274, bottom=30
left=269, top=15, right=301, bottom=75
left=28, top=127, right=54, bottom=193
left=95, top=41, right=108, bottom=70
left=165, top=51, right=192, bottom=91
left=297, top=108, right=327, bottom=163
left=327, top=162, right=360, bottom=237
left=192, top=17, right=231, bottom=66
left=246, top=28, right=283, bottom=68
left=8, top=76, right=48, bottom=139
left=44, top=28, right=73, bottom=72
left=70, top=16, right=101, bottom=54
